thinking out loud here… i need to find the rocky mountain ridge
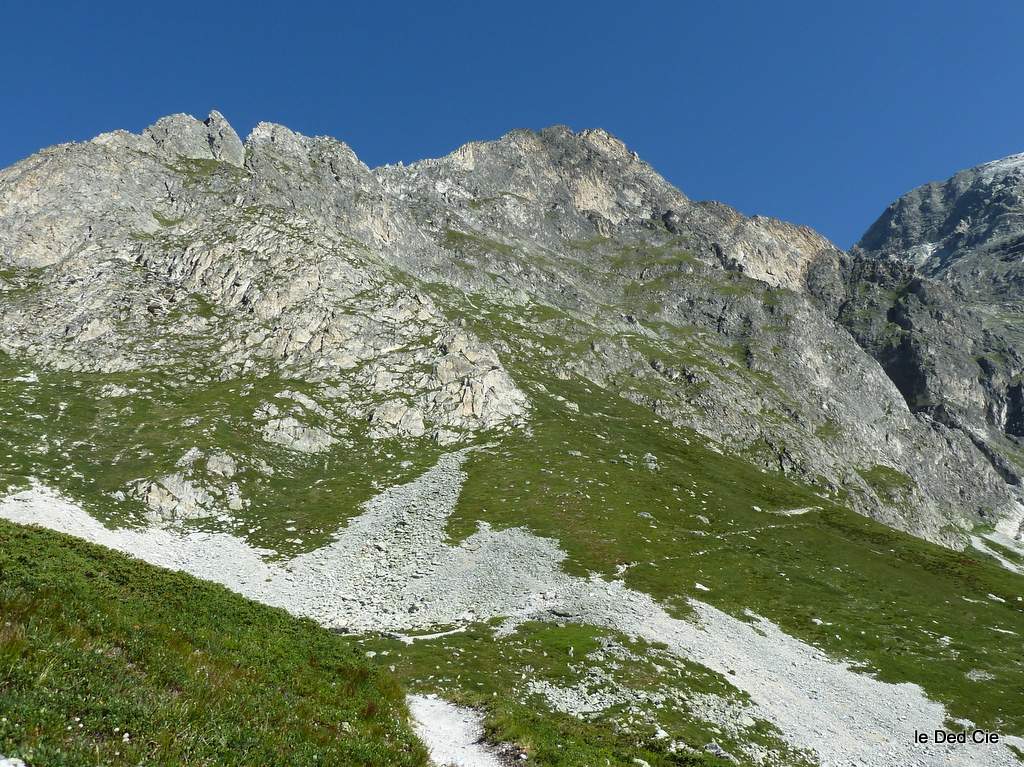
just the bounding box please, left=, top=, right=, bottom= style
left=0, top=111, right=1021, bottom=545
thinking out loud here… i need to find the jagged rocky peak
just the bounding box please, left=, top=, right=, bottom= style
left=0, top=111, right=530, bottom=445
left=0, top=110, right=841, bottom=292
left=244, top=119, right=365, bottom=172
left=205, top=110, right=246, bottom=166
left=821, top=149, right=1024, bottom=541
left=377, top=123, right=843, bottom=293
left=239, top=119, right=394, bottom=246
left=376, top=123, right=687, bottom=236
left=92, top=110, right=246, bottom=167
left=856, top=149, right=1024, bottom=284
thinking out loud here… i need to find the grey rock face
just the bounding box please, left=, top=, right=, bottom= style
left=142, top=110, right=243, bottom=167
left=374, top=125, right=842, bottom=295
left=204, top=110, right=245, bottom=166
left=130, top=472, right=216, bottom=522
left=0, top=112, right=528, bottom=443
left=261, top=416, right=337, bottom=454
left=857, top=153, right=1024, bottom=286
left=142, top=111, right=245, bottom=167
left=143, top=114, right=216, bottom=161
left=0, top=110, right=1020, bottom=544
left=206, top=451, right=237, bottom=478
left=370, top=121, right=1013, bottom=543
left=814, top=151, right=1024, bottom=540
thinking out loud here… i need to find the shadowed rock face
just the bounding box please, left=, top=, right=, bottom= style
left=813, top=152, right=1024, bottom=526
left=0, top=110, right=1021, bottom=544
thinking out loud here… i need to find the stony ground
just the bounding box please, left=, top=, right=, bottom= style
left=408, top=695, right=508, bottom=767
left=3, top=452, right=1021, bottom=767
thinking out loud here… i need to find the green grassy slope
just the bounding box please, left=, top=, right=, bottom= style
left=3, top=251, right=1024, bottom=766
left=0, top=351, right=444, bottom=556
left=360, top=368, right=1024, bottom=766
left=0, top=520, right=426, bottom=767
left=366, top=620, right=790, bottom=767
left=449, top=373, right=1024, bottom=729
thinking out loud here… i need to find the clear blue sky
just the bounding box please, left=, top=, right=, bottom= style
left=1, top=0, right=1021, bottom=247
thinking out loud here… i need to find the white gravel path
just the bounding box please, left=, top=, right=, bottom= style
left=408, top=694, right=505, bottom=767
left=2, top=453, right=1020, bottom=767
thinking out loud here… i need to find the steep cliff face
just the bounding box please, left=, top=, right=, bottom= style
left=816, top=152, right=1024, bottom=539
left=0, top=115, right=528, bottom=448
left=0, top=112, right=1019, bottom=544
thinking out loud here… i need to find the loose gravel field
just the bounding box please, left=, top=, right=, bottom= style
left=2, top=453, right=1021, bottom=767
